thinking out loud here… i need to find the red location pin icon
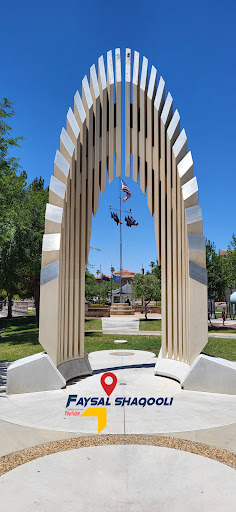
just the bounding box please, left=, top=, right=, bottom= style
left=101, top=372, right=117, bottom=396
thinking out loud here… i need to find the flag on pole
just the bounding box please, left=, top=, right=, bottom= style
left=121, top=179, right=131, bottom=202
left=111, top=211, right=122, bottom=225
left=112, top=275, right=121, bottom=281
left=101, top=273, right=110, bottom=281
left=125, top=215, right=138, bottom=227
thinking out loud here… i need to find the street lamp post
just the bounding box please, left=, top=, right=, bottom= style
left=96, top=269, right=100, bottom=305
left=111, top=266, right=115, bottom=306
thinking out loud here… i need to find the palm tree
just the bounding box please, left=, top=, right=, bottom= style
left=149, top=261, right=155, bottom=273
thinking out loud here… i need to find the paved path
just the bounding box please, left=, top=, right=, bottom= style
left=86, top=329, right=236, bottom=338
left=0, top=305, right=28, bottom=319
left=102, top=316, right=139, bottom=333
left=208, top=332, right=236, bottom=339
left=1, top=445, right=235, bottom=511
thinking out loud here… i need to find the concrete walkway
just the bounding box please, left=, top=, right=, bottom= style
left=1, top=445, right=236, bottom=511
left=86, top=329, right=236, bottom=338
left=1, top=350, right=236, bottom=456
left=102, top=316, right=139, bottom=333
left=1, top=350, right=236, bottom=511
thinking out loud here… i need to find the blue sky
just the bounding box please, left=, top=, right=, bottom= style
left=1, top=0, right=236, bottom=275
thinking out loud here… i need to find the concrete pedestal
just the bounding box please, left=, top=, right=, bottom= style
left=182, top=355, right=236, bottom=394
left=155, top=350, right=236, bottom=395
left=7, top=353, right=66, bottom=394
left=57, top=351, right=92, bottom=381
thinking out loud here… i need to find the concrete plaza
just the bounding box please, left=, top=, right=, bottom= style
left=0, top=349, right=236, bottom=510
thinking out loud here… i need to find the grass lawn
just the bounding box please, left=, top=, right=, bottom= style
left=203, top=337, right=236, bottom=361
left=85, top=318, right=102, bottom=331
left=84, top=318, right=162, bottom=332
left=0, top=331, right=42, bottom=361
left=208, top=326, right=236, bottom=334
left=0, top=313, right=42, bottom=361
left=1, top=314, right=236, bottom=362
left=84, top=332, right=162, bottom=356
left=139, top=319, right=161, bottom=331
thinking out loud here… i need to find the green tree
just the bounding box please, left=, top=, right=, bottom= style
left=132, top=273, right=161, bottom=319
left=227, top=234, right=236, bottom=290
left=100, top=280, right=111, bottom=304
left=0, top=99, right=28, bottom=317
left=206, top=239, right=226, bottom=300
left=0, top=100, right=49, bottom=320
left=0, top=177, right=48, bottom=321
left=0, top=225, right=27, bottom=317
left=152, top=259, right=161, bottom=282
left=0, top=98, right=26, bottom=244
left=221, top=234, right=236, bottom=295
left=85, top=268, right=99, bottom=300
left=20, top=178, right=49, bottom=326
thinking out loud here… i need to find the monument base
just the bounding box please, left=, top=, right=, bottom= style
left=155, top=350, right=236, bottom=395
left=181, top=354, right=236, bottom=394
left=154, top=349, right=190, bottom=382
left=57, top=351, right=92, bottom=381
left=7, top=353, right=66, bottom=394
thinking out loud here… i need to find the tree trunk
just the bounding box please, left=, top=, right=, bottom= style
left=34, top=279, right=40, bottom=328
left=7, top=294, right=13, bottom=319
left=144, top=300, right=151, bottom=320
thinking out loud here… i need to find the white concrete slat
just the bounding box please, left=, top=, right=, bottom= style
left=132, top=51, right=140, bottom=183
left=177, top=151, right=193, bottom=362
left=115, top=48, right=122, bottom=178
left=60, top=129, right=76, bottom=360
left=125, top=48, right=131, bottom=178
left=59, top=200, right=66, bottom=363
left=166, top=110, right=180, bottom=359
left=107, top=50, right=115, bottom=183
left=45, top=204, right=63, bottom=234
left=66, top=110, right=82, bottom=359
left=153, top=77, right=165, bottom=261
left=90, top=64, right=100, bottom=216
left=79, top=120, right=87, bottom=358
left=42, top=233, right=61, bottom=267
left=82, top=75, right=94, bottom=263
left=172, top=129, right=187, bottom=360
left=98, top=55, right=107, bottom=195
left=184, top=196, right=199, bottom=369
left=73, top=134, right=81, bottom=359
left=147, top=65, right=157, bottom=215
left=54, top=150, right=70, bottom=185
left=159, top=92, right=173, bottom=358
left=139, top=56, right=148, bottom=194
left=74, top=90, right=87, bottom=359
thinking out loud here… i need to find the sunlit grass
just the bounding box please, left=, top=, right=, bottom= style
left=0, top=315, right=235, bottom=362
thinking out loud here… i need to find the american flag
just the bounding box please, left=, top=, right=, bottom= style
left=121, top=179, right=131, bottom=202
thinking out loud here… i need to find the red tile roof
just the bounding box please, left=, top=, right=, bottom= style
left=96, top=270, right=135, bottom=279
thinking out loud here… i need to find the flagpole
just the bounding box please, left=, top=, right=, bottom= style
left=120, top=191, right=122, bottom=303
left=99, top=263, right=101, bottom=305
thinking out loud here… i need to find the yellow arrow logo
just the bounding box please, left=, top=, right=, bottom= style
left=81, top=407, right=107, bottom=434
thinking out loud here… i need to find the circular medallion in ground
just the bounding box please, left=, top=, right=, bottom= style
left=109, top=351, right=135, bottom=356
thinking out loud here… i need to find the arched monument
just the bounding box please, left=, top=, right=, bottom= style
left=38, top=48, right=207, bottom=381
left=7, top=49, right=236, bottom=394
